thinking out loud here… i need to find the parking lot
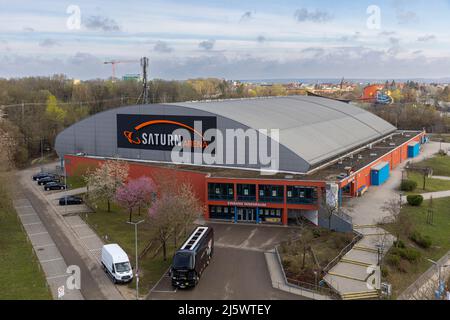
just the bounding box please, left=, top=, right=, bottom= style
left=148, top=223, right=306, bottom=300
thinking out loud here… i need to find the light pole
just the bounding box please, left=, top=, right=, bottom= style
left=127, top=219, right=144, bottom=300
left=427, top=258, right=450, bottom=300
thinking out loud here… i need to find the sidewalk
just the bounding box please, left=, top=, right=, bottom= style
left=323, top=226, right=395, bottom=300
left=12, top=191, right=84, bottom=300
left=18, top=168, right=126, bottom=300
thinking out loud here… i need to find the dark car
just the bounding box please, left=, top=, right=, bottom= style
left=32, top=172, right=56, bottom=181
left=37, top=176, right=59, bottom=185
left=44, top=182, right=66, bottom=191
left=59, top=196, right=83, bottom=206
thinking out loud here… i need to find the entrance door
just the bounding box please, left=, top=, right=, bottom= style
left=237, top=208, right=256, bottom=223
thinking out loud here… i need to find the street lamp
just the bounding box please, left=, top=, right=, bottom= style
left=127, top=219, right=145, bottom=300
left=427, top=258, right=450, bottom=300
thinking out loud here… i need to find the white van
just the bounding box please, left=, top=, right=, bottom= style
left=101, top=244, right=133, bottom=284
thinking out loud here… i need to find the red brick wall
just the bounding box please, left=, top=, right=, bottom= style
left=64, top=155, right=208, bottom=205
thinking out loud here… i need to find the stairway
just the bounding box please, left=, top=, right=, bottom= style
left=323, top=225, right=395, bottom=300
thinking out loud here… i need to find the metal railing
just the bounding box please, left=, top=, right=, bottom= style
left=274, top=245, right=340, bottom=299
left=323, top=230, right=363, bottom=273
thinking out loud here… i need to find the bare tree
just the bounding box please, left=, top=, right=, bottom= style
left=148, top=179, right=203, bottom=261
left=381, top=198, right=414, bottom=246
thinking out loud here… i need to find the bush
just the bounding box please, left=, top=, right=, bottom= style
left=410, top=231, right=432, bottom=249
left=393, top=240, right=406, bottom=248
left=391, top=247, right=421, bottom=262
left=386, top=254, right=401, bottom=267
left=401, top=179, right=417, bottom=192
left=381, top=266, right=389, bottom=278
left=407, top=195, right=424, bottom=207
left=312, top=228, right=322, bottom=238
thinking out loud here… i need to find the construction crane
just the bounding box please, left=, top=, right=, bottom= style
left=103, top=60, right=138, bottom=81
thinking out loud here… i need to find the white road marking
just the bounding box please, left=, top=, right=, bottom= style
left=23, top=222, right=42, bottom=226
left=47, top=274, right=69, bottom=280
left=29, top=231, right=49, bottom=236
left=41, top=257, right=63, bottom=263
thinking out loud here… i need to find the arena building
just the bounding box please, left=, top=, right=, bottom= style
left=55, top=96, right=426, bottom=226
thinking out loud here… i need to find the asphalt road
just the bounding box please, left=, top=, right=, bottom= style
left=148, top=223, right=306, bottom=300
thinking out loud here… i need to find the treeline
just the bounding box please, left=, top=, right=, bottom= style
left=0, top=75, right=292, bottom=166
left=368, top=103, right=450, bottom=133
left=1, top=75, right=450, bottom=168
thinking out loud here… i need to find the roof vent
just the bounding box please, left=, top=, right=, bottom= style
left=285, top=175, right=294, bottom=179
left=389, top=143, right=396, bottom=146
left=370, top=153, right=377, bottom=157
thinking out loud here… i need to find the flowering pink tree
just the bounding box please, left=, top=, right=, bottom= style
left=134, top=176, right=156, bottom=216
left=116, top=176, right=156, bottom=222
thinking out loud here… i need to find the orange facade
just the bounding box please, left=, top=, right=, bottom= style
left=64, top=132, right=425, bottom=225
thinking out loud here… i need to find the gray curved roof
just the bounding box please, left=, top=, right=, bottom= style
left=55, top=96, right=396, bottom=174
left=172, top=96, right=396, bottom=166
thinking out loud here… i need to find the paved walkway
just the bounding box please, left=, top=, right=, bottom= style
left=18, top=167, right=126, bottom=300
left=12, top=192, right=84, bottom=300
left=346, top=141, right=447, bottom=226
left=323, top=226, right=395, bottom=300
left=325, top=142, right=448, bottom=300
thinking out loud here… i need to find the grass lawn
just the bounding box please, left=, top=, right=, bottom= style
left=413, top=154, right=450, bottom=177
left=80, top=199, right=175, bottom=296
left=0, top=173, right=52, bottom=300
left=66, top=175, right=87, bottom=189
left=279, top=228, right=354, bottom=284
left=406, top=171, right=450, bottom=194
left=382, top=197, right=450, bottom=298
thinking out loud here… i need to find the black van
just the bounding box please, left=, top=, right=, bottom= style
left=170, top=226, right=214, bottom=288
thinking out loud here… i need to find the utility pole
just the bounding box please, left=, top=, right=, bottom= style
left=127, top=219, right=145, bottom=300
left=140, top=57, right=149, bottom=104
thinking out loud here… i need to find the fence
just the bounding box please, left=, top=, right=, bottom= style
left=274, top=245, right=340, bottom=299
left=323, top=230, right=363, bottom=274
left=398, top=251, right=450, bottom=300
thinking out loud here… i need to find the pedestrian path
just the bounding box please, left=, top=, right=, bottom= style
left=401, top=190, right=450, bottom=204
left=12, top=195, right=84, bottom=300
left=323, top=226, right=395, bottom=300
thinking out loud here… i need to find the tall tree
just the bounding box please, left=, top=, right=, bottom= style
left=115, top=176, right=156, bottom=221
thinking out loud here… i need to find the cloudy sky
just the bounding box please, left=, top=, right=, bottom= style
left=1, top=0, right=450, bottom=80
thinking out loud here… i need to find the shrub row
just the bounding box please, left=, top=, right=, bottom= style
left=409, top=231, right=432, bottom=249
left=407, top=194, right=424, bottom=206
left=401, top=179, right=417, bottom=192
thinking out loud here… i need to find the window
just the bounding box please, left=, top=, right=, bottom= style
left=260, top=190, right=264, bottom=196
left=299, top=191, right=305, bottom=198
left=287, top=190, right=292, bottom=198
left=211, top=206, right=216, bottom=213
left=244, top=188, right=249, bottom=196
left=224, top=207, right=228, bottom=213
left=217, top=206, right=222, bottom=213
left=228, top=188, right=234, bottom=195
left=215, top=188, right=220, bottom=194
left=272, top=190, right=277, bottom=197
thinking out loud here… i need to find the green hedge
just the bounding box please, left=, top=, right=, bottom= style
left=410, top=231, right=432, bottom=249
left=407, top=195, right=424, bottom=206
left=401, top=179, right=417, bottom=192
left=390, top=247, right=421, bottom=262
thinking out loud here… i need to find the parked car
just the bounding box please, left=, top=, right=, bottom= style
left=44, top=182, right=66, bottom=191
left=101, top=244, right=133, bottom=284
left=170, top=226, right=214, bottom=288
left=59, top=196, right=83, bottom=206
left=37, top=176, right=59, bottom=185
left=32, top=172, right=56, bottom=181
